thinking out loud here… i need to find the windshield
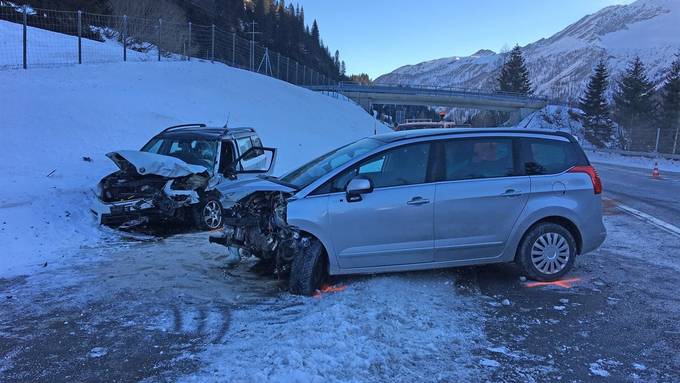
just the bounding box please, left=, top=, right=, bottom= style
left=280, top=137, right=383, bottom=189
left=141, top=137, right=218, bottom=170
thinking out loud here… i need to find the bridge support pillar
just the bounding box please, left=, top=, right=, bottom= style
left=507, top=108, right=536, bottom=126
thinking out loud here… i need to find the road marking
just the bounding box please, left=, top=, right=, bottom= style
left=613, top=201, right=680, bottom=237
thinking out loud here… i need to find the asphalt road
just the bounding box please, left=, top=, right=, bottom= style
left=594, top=162, right=680, bottom=227
left=2, top=162, right=680, bottom=382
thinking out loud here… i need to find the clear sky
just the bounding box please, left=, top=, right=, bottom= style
left=293, top=0, right=635, bottom=79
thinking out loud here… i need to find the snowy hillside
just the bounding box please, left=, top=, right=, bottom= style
left=0, top=21, right=382, bottom=277
left=376, top=0, right=680, bottom=101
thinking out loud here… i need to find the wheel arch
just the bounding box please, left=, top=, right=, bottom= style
left=298, top=229, right=331, bottom=273
left=516, top=215, right=583, bottom=259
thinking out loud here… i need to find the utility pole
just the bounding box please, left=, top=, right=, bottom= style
left=245, top=21, right=261, bottom=72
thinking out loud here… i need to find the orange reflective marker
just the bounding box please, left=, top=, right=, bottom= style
left=313, top=284, right=348, bottom=298
left=525, top=277, right=581, bottom=289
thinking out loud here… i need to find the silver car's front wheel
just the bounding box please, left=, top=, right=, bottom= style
left=517, top=222, right=577, bottom=281
left=531, top=233, right=570, bottom=275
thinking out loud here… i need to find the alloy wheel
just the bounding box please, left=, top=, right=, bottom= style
left=202, top=200, right=222, bottom=229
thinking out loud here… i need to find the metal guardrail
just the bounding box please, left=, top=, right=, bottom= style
left=587, top=148, right=680, bottom=161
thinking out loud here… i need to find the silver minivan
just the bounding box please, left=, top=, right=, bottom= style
left=211, top=128, right=607, bottom=295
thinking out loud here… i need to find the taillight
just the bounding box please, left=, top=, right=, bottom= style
left=569, top=165, right=602, bottom=194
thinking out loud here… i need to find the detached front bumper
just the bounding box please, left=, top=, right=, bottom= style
left=91, top=197, right=155, bottom=226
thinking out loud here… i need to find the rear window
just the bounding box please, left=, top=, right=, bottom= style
left=522, top=138, right=586, bottom=175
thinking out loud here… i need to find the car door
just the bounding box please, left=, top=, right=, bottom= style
left=433, top=137, right=530, bottom=262
left=327, top=142, right=435, bottom=269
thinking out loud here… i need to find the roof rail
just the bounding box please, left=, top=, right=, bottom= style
left=161, top=123, right=207, bottom=133
left=222, top=127, right=256, bottom=135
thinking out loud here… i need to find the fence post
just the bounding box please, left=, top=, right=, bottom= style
left=655, top=127, right=661, bottom=153
left=122, top=15, right=127, bottom=62
left=187, top=22, right=192, bottom=61
left=22, top=5, right=27, bottom=69
left=302, top=65, right=305, bottom=85
left=673, top=126, right=679, bottom=155
left=158, top=19, right=162, bottom=61
left=210, top=24, right=215, bottom=63
left=77, top=10, right=82, bottom=64
left=286, top=57, right=289, bottom=82
left=277, top=53, right=280, bottom=78
left=295, top=62, right=298, bottom=84
left=232, top=33, right=236, bottom=66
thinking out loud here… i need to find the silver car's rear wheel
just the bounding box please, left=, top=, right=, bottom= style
left=531, top=233, right=570, bottom=275
left=517, top=222, right=577, bottom=281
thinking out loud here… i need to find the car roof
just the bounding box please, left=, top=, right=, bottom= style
left=156, top=125, right=256, bottom=140
left=373, top=127, right=576, bottom=143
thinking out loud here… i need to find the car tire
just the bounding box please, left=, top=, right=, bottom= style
left=516, top=222, right=576, bottom=282
left=193, top=195, right=223, bottom=231
left=289, top=239, right=327, bottom=296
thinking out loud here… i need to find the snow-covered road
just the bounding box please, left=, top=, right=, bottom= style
left=2, top=196, right=680, bottom=382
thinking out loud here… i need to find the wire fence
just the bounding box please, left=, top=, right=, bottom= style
left=0, top=4, right=337, bottom=87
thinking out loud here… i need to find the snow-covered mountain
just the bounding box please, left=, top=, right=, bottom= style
left=375, top=0, right=680, bottom=101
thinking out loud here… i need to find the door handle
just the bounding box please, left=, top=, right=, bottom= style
left=501, top=189, right=523, bottom=197
left=407, top=196, right=430, bottom=205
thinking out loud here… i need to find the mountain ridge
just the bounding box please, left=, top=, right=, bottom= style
left=375, top=0, right=680, bottom=101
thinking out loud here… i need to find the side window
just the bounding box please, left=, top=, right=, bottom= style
left=236, top=137, right=255, bottom=160
left=328, top=142, right=431, bottom=192
left=251, top=136, right=264, bottom=156
left=524, top=139, right=579, bottom=175
left=442, top=138, right=516, bottom=181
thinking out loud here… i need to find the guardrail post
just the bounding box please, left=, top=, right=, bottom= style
left=286, top=57, right=289, bottom=82
left=277, top=53, right=280, bottom=78
left=77, top=10, right=82, bottom=64
left=232, top=33, right=236, bottom=66
left=302, top=65, right=306, bottom=85
left=158, top=18, right=162, bottom=61
left=22, top=5, right=27, bottom=69
left=673, top=126, right=679, bottom=155
left=122, top=15, right=127, bottom=62
left=295, top=62, right=298, bottom=84
left=187, top=22, right=192, bottom=61
left=210, top=24, right=215, bottom=63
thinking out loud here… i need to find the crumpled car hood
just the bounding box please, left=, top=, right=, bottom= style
left=219, top=176, right=296, bottom=207
left=106, top=150, right=209, bottom=178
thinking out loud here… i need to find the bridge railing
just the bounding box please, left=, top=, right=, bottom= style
left=308, top=81, right=562, bottom=105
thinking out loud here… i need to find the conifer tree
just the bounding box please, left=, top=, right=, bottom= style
left=659, top=53, right=680, bottom=153
left=613, top=56, right=656, bottom=150
left=498, top=45, right=532, bottom=95
left=579, top=60, right=614, bottom=148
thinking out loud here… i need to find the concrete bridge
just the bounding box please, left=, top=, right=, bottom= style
left=306, top=83, right=552, bottom=123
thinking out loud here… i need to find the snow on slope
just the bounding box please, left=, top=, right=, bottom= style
left=0, top=23, right=383, bottom=277
left=0, top=20, right=158, bottom=69
left=375, top=0, right=680, bottom=101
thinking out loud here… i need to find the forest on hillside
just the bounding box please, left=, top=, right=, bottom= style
left=10, top=0, right=346, bottom=81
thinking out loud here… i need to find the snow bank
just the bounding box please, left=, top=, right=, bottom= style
left=0, top=58, right=382, bottom=277
left=518, top=105, right=590, bottom=145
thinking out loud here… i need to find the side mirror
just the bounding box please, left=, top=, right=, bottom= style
left=346, top=177, right=373, bottom=202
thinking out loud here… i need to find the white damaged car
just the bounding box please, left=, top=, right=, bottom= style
left=91, top=124, right=276, bottom=230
